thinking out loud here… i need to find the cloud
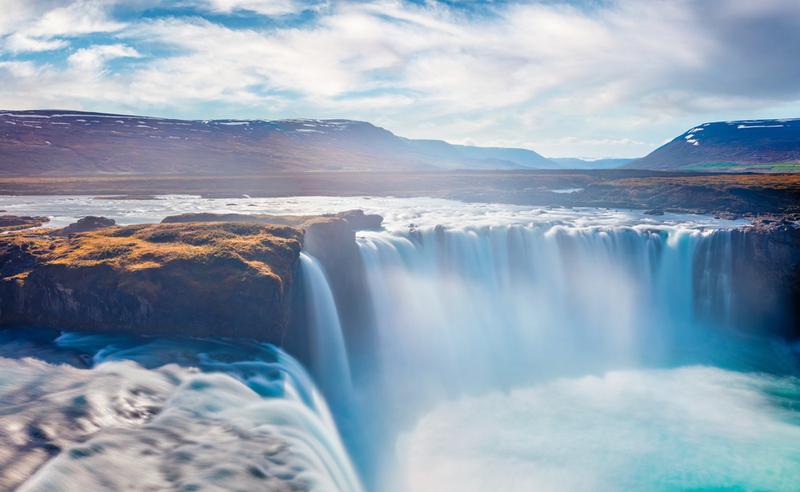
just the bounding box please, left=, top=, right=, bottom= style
left=4, top=34, right=68, bottom=53
left=1, top=0, right=125, bottom=53
left=200, top=0, right=317, bottom=16
left=0, top=0, right=799, bottom=157
left=68, top=44, right=141, bottom=71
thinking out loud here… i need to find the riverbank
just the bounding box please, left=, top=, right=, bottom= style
left=0, top=170, right=797, bottom=217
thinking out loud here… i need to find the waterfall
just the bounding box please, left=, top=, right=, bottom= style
left=2, top=331, right=364, bottom=492
left=351, top=225, right=740, bottom=422
left=299, top=221, right=777, bottom=491
left=299, top=253, right=354, bottom=404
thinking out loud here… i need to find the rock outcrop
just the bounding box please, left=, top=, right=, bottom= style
left=0, top=215, right=48, bottom=232
left=161, top=209, right=383, bottom=363
left=0, top=222, right=302, bottom=341
left=0, top=210, right=383, bottom=343
left=162, top=209, right=383, bottom=231
left=53, top=216, right=115, bottom=235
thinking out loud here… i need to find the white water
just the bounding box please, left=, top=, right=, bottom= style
left=299, top=253, right=354, bottom=404
left=2, top=195, right=798, bottom=491
left=350, top=222, right=800, bottom=490
left=358, top=225, right=720, bottom=396
left=0, top=332, right=363, bottom=492
left=397, top=366, right=800, bottom=492
left=0, top=194, right=746, bottom=230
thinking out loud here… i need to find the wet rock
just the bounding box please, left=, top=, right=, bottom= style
left=723, top=223, right=800, bottom=337
left=334, top=209, right=383, bottom=231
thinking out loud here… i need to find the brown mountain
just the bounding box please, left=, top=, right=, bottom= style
left=0, top=110, right=555, bottom=175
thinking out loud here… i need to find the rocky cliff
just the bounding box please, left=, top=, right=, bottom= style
left=731, top=221, right=800, bottom=337
left=689, top=218, right=800, bottom=338
left=161, top=209, right=382, bottom=364
left=0, top=222, right=303, bottom=341
left=0, top=210, right=383, bottom=343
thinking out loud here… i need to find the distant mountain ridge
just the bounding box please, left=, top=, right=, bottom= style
left=0, top=110, right=556, bottom=175
left=628, top=118, right=800, bottom=172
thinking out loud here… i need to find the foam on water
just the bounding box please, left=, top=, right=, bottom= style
left=396, top=366, right=800, bottom=492
left=0, top=330, right=362, bottom=492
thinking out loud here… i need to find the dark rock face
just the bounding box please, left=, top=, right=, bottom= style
left=53, top=216, right=116, bottom=235
left=293, top=211, right=381, bottom=379
left=695, top=223, right=800, bottom=338
left=0, top=223, right=303, bottom=341
left=333, top=209, right=383, bottom=231
left=159, top=209, right=383, bottom=367
left=731, top=225, right=800, bottom=338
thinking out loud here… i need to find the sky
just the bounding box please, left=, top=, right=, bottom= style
left=1, top=0, right=799, bottom=158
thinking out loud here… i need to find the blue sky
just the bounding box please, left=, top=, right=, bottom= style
left=1, top=0, right=799, bottom=158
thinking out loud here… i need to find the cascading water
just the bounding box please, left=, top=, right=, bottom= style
left=299, top=252, right=354, bottom=406
left=0, top=330, right=363, bottom=492
left=339, top=222, right=799, bottom=491
left=357, top=225, right=728, bottom=396
left=1, top=195, right=798, bottom=491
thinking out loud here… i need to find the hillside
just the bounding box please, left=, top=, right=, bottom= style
left=629, top=118, right=800, bottom=172
left=0, top=110, right=555, bottom=175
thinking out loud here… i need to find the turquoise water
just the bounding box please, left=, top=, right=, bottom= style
left=2, top=329, right=797, bottom=491
left=396, top=366, right=800, bottom=492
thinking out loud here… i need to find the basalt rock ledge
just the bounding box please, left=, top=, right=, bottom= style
left=0, top=211, right=381, bottom=341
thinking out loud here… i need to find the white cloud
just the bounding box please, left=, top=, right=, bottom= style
left=0, top=0, right=799, bottom=157
left=201, top=0, right=311, bottom=16
left=0, top=60, right=41, bottom=79
left=4, top=33, right=68, bottom=53
left=1, top=0, right=124, bottom=53
left=68, top=44, right=141, bottom=71
left=24, top=0, right=124, bottom=38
